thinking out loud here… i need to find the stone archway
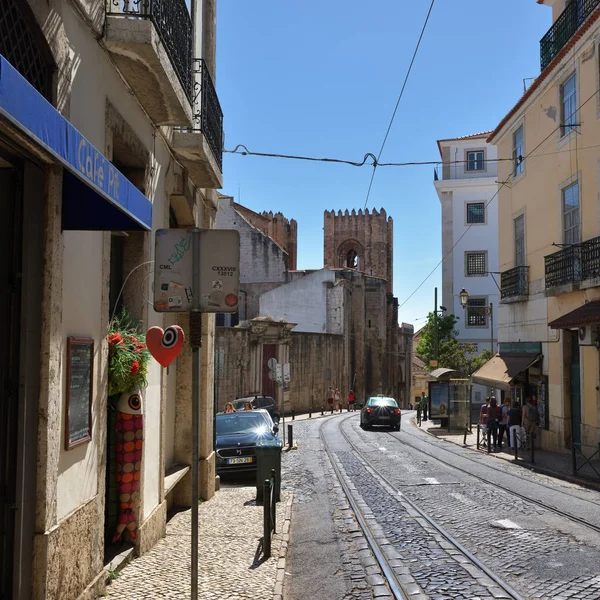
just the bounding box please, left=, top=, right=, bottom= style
left=337, top=239, right=364, bottom=271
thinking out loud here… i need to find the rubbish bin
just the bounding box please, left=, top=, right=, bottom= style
left=255, top=437, right=282, bottom=503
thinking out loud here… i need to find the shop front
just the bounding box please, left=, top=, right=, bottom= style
left=0, top=53, right=152, bottom=600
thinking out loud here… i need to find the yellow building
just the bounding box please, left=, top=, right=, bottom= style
left=487, top=0, right=600, bottom=454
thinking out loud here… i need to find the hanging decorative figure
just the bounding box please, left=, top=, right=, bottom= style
left=113, top=390, right=144, bottom=543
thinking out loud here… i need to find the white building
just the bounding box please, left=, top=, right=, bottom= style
left=434, top=132, right=499, bottom=399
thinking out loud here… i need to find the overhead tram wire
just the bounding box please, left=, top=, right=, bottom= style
left=363, top=0, right=436, bottom=210
left=398, top=82, right=600, bottom=309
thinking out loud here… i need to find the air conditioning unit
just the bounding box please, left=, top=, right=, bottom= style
left=578, top=325, right=595, bottom=346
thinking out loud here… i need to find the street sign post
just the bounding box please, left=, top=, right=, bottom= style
left=153, top=227, right=240, bottom=600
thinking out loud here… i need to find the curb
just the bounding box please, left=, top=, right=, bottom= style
left=273, top=492, right=294, bottom=600
left=418, top=420, right=600, bottom=493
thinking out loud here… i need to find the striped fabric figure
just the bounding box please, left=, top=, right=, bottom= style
left=113, top=390, right=143, bottom=542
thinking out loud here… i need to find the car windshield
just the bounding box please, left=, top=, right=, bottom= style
left=368, top=397, right=398, bottom=408
left=216, top=412, right=271, bottom=436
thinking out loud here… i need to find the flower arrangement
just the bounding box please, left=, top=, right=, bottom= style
left=107, top=309, right=151, bottom=397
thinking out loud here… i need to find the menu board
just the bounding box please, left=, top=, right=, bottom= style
left=65, top=337, right=94, bottom=450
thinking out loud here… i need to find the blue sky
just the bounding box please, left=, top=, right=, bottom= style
left=216, top=0, right=550, bottom=327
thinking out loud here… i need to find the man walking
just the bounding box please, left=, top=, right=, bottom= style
left=498, top=397, right=510, bottom=449
left=422, top=394, right=429, bottom=421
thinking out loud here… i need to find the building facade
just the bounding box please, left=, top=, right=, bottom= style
left=214, top=202, right=413, bottom=411
left=0, top=1, right=223, bottom=598
left=488, top=0, right=600, bottom=453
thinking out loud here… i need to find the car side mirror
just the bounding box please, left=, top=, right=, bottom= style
left=273, top=425, right=279, bottom=434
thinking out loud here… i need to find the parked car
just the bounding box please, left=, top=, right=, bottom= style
left=215, top=408, right=281, bottom=474
left=232, top=395, right=279, bottom=421
left=360, top=396, right=401, bottom=431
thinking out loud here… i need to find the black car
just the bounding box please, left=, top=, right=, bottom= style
left=360, top=396, right=401, bottom=431
left=232, top=395, right=279, bottom=421
left=215, top=409, right=281, bottom=474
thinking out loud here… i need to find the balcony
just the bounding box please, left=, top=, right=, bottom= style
left=540, top=0, right=600, bottom=71
left=501, top=265, right=529, bottom=302
left=433, top=162, right=497, bottom=182
left=544, top=244, right=582, bottom=291
left=172, top=59, right=223, bottom=188
left=105, top=0, right=193, bottom=126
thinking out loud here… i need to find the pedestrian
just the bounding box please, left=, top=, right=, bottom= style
left=416, top=398, right=422, bottom=426
left=348, top=389, right=356, bottom=411
left=422, top=394, right=429, bottom=421
left=327, top=386, right=334, bottom=410
left=498, top=397, right=510, bottom=449
left=243, top=401, right=253, bottom=411
left=487, top=396, right=500, bottom=450
left=224, top=401, right=235, bottom=414
left=522, top=395, right=539, bottom=450
left=334, top=387, right=341, bottom=411
left=479, top=397, right=490, bottom=436
left=508, top=401, right=523, bottom=448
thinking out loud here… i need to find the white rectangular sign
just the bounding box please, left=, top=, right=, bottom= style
left=153, top=228, right=240, bottom=313
left=276, top=364, right=283, bottom=383
left=283, top=363, right=291, bottom=383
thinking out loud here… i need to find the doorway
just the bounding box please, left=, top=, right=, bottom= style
left=0, top=156, right=22, bottom=599
left=569, top=330, right=582, bottom=445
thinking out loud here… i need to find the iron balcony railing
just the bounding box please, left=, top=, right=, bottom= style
left=581, top=235, right=600, bottom=280
left=501, top=265, right=529, bottom=300
left=191, top=59, right=223, bottom=170
left=540, top=0, right=600, bottom=71
left=544, top=244, right=582, bottom=289
left=107, top=0, right=193, bottom=100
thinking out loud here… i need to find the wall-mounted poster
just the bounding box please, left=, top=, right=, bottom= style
left=429, top=381, right=449, bottom=419
left=65, top=337, right=94, bottom=450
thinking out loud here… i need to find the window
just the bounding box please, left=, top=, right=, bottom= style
left=513, top=127, right=524, bottom=176
left=466, top=202, right=485, bottom=224
left=561, top=72, right=577, bottom=137
left=562, top=181, right=580, bottom=244
left=467, top=297, right=488, bottom=327
left=346, top=249, right=358, bottom=269
left=466, top=150, right=485, bottom=171
left=514, top=214, right=525, bottom=267
left=465, top=251, right=487, bottom=276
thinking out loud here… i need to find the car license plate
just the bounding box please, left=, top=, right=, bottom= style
left=379, top=416, right=390, bottom=420
left=227, top=457, right=253, bottom=465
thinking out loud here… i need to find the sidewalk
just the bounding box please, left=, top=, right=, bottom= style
left=419, top=418, right=600, bottom=491
left=103, top=486, right=292, bottom=600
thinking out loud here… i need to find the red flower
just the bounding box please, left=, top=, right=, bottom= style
left=130, top=360, right=140, bottom=377
left=108, top=333, right=123, bottom=347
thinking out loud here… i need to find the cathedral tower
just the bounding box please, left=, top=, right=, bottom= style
left=323, top=208, right=393, bottom=293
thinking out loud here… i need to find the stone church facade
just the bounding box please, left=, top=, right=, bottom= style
left=214, top=200, right=413, bottom=411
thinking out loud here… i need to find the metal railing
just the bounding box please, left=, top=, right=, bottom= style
left=191, top=59, right=223, bottom=170
left=106, top=0, right=193, bottom=100
left=501, top=265, right=529, bottom=300
left=544, top=244, right=581, bottom=289
left=262, top=468, right=277, bottom=559
left=540, top=0, right=600, bottom=71
left=572, top=442, right=600, bottom=479
left=582, top=235, right=600, bottom=280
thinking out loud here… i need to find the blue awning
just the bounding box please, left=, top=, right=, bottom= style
left=0, top=55, right=152, bottom=231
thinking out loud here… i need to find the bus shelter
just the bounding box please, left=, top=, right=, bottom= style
left=428, top=368, right=472, bottom=431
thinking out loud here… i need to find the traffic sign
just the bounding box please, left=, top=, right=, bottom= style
left=268, top=358, right=278, bottom=370
left=283, top=363, right=290, bottom=383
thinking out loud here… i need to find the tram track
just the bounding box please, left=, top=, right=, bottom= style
left=387, top=419, right=600, bottom=536
left=320, top=413, right=524, bottom=600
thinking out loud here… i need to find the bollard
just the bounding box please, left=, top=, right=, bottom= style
left=292, top=409, right=295, bottom=421
left=263, top=479, right=271, bottom=559
left=287, top=424, right=293, bottom=449
left=463, top=423, right=468, bottom=446
left=309, top=406, right=312, bottom=419
left=330, top=405, right=334, bottom=414
left=476, top=424, right=480, bottom=449
left=270, top=469, right=277, bottom=531
left=321, top=406, right=324, bottom=416
left=530, top=432, right=535, bottom=464
left=514, top=429, right=518, bottom=461
left=339, top=404, right=343, bottom=414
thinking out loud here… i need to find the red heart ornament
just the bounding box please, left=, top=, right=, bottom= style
left=146, top=326, right=185, bottom=367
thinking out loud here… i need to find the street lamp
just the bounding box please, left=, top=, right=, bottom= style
left=459, top=288, right=494, bottom=354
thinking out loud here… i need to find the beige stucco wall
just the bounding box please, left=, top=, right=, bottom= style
left=493, top=14, right=600, bottom=452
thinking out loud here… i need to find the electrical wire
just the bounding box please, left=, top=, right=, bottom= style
left=398, top=82, right=600, bottom=309
left=363, top=0, right=436, bottom=210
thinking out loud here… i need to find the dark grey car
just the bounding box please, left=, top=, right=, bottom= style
left=360, top=396, right=401, bottom=431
